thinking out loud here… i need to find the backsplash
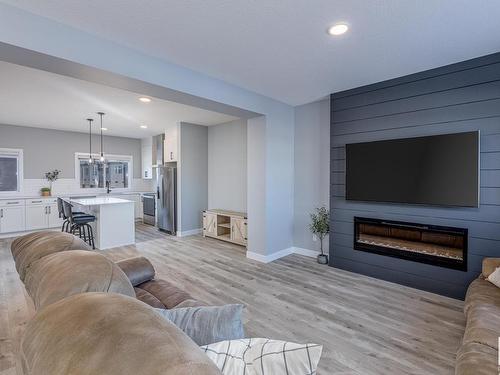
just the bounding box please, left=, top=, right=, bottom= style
left=2, top=178, right=154, bottom=198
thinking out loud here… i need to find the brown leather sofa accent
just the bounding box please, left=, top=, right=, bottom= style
left=20, top=293, right=222, bottom=375
left=116, top=256, right=205, bottom=309
left=457, top=258, right=500, bottom=374
left=115, top=255, right=156, bottom=286
left=11, top=231, right=91, bottom=281
left=24, top=250, right=135, bottom=310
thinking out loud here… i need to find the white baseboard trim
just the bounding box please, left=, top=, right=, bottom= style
left=176, top=228, right=202, bottom=237
left=246, top=246, right=320, bottom=263
left=291, top=247, right=321, bottom=258
left=246, top=247, right=294, bottom=263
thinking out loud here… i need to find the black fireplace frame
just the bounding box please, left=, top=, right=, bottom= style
left=353, top=217, right=468, bottom=271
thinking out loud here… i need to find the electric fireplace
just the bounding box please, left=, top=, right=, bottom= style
left=354, top=217, right=467, bottom=271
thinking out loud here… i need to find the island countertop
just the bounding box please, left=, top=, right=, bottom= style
left=69, top=197, right=134, bottom=206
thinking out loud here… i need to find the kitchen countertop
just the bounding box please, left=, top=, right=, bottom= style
left=70, top=197, right=134, bottom=206
left=0, top=191, right=154, bottom=201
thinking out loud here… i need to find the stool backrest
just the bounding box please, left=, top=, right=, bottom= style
left=57, top=198, right=66, bottom=219
left=62, top=200, right=74, bottom=223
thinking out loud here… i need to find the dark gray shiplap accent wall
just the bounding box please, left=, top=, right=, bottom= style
left=329, top=52, right=500, bottom=299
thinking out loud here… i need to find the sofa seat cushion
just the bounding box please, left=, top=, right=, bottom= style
left=462, top=302, right=500, bottom=350
left=11, top=231, right=91, bottom=282
left=24, top=250, right=135, bottom=310
left=20, top=293, right=222, bottom=375
left=134, top=287, right=166, bottom=308
left=136, top=279, right=203, bottom=309
left=464, top=277, right=500, bottom=316
left=456, top=342, right=498, bottom=375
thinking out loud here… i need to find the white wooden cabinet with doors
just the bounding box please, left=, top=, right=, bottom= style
left=203, top=209, right=247, bottom=246
left=25, top=198, right=63, bottom=231
left=164, top=125, right=178, bottom=162
left=141, top=137, right=153, bottom=179
left=0, top=199, right=25, bottom=234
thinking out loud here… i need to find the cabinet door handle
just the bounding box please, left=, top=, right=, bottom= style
left=45, top=206, right=48, bottom=214
left=0, top=209, right=3, bottom=218
left=170, top=152, right=173, bottom=160
left=7, top=201, right=19, bottom=205
left=48, top=206, right=51, bottom=214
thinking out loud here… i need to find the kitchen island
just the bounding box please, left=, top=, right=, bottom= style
left=69, top=197, right=135, bottom=250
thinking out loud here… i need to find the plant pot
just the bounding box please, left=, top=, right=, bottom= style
left=317, top=254, right=328, bottom=264
left=41, top=190, right=51, bottom=197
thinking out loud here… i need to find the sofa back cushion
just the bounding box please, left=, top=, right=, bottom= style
left=20, top=293, right=222, bottom=375
left=11, top=231, right=91, bottom=281
left=24, top=250, right=135, bottom=310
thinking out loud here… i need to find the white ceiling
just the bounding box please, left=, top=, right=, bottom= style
left=0, top=61, right=238, bottom=138
left=3, top=0, right=500, bottom=105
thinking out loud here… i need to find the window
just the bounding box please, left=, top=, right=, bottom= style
left=76, top=153, right=131, bottom=189
left=0, top=148, right=23, bottom=193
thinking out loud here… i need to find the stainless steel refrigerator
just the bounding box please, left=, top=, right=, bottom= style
left=156, top=165, right=177, bottom=235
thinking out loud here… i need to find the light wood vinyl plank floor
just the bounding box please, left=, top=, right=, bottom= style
left=0, top=224, right=465, bottom=375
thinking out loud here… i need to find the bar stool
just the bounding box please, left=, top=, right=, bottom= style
left=57, top=198, right=86, bottom=233
left=62, top=199, right=96, bottom=249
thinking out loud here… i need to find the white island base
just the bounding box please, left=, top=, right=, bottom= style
left=69, top=197, right=135, bottom=250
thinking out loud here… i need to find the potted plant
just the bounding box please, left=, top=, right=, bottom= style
left=42, top=169, right=60, bottom=197
left=309, top=206, right=330, bottom=264
left=40, top=187, right=51, bottom=197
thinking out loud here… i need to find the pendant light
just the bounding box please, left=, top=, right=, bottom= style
left=97, top=112, right=106, bottom=162
left=87, top=118, right=94, bottom=164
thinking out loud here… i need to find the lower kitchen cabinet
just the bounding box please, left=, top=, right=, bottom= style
left=0, top=200, right=25, bottom=234
left=25, top=199, right=63, bottom=231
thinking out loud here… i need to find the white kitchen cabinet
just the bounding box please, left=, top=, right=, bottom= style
left=25, top=198, right=62, bottom=231
left=141, top=137, right=153, bottom=179
left=0, top=200, right=25, bottom=233
left=47, top=203, right=63, bottom=228
left=25, top=204, right=48, bottom=230
left=164, top=126, right=178, bottom=162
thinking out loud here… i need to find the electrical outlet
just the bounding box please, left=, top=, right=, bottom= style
left=312, top=234, right=318, bottom=242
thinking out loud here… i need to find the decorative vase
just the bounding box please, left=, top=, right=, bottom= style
left=317, top=254, right=328, bottom=264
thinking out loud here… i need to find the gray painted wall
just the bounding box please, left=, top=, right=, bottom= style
left=180, top=122, right=208, bottom=232
left=293, top=99, right=330, bottom=251
left=330, top=52, right=500, bottom=299
left=0, top=123, right=142, bottom=178
left=208, top=119, right=247, bottom=212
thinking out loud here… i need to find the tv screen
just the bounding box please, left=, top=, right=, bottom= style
left=345, top=131, right=479, bottom=207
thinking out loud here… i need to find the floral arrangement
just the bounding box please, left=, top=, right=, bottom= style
left=41, top=169, right=60, bottom=195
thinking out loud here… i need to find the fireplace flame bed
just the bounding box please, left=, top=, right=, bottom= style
left=354, top=217, right=467, bottom=271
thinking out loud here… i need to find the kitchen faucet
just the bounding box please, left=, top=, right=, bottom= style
left=105, top=180, right=112, bottom=194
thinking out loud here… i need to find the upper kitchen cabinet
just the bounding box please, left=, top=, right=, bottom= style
left=141, top=137, right=153, bottom=179
left=164, top=123, right=179, bottom=162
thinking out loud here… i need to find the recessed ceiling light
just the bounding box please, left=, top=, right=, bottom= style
left=140, top=125, right=148, bottom=129
left=328, top=23, right=349, bottom=36
left=139, top=97, right=151, bottom=103
left=101, top=127, right=108, bottom=131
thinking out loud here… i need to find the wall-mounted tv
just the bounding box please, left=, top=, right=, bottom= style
left=345, top=131, right=479, bottom=207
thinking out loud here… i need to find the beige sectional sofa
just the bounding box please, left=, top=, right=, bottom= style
left=457, top=258, right=500, bottom=375
left=11, top=231, right=222, bottom=375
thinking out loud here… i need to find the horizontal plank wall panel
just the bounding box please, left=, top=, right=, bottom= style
left=330, top=52, right=500, bottom=299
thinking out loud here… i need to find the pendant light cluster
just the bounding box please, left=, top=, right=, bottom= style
left=86, top=112, right=106, bottom=164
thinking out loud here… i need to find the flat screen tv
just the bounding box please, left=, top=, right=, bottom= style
left=345, top=131, right=479, bottom=207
